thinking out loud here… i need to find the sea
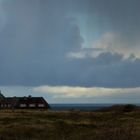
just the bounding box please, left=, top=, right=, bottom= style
left=49, top=103, right=140, bottom=111
left=50, top=103, right=115, bottom=111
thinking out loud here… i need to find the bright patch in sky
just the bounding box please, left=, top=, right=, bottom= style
left=33, top=85, right=140, bottom=98
left=1, top=85, right=140, bottom=104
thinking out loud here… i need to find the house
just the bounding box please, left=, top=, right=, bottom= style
left=0, top=91, right=50, bottom=109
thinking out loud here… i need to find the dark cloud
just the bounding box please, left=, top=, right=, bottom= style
left=61, top=53, right=140, bottom=88
left=0, top=0, right=140, bottom=88
left=86, top=0, right=140, bottom=47
left=0, top=0, right=83, bottom=86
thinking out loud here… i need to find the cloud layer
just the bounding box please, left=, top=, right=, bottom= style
left=0, top=0, right=140, bottom=90
left=34, top=85, right=140, bottom=100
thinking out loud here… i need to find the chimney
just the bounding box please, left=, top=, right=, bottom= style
left=28, top=95, right=32, bottom=98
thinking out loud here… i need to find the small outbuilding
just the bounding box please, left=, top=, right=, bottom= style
left=0, top=91, right=50, bottom=109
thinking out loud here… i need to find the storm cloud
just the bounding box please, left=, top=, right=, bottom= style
left=0, top=0, right=140, bottom=89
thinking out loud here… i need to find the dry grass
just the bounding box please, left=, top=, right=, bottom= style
left=0, top=105, right=139, bottom=140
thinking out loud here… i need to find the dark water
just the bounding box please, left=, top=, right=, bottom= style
left=50, top=103, right=140, bottom=111
left=49, top=104, right=114, bottom=110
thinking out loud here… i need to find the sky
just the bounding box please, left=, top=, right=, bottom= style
left=0, top=0, right=140, bottom=103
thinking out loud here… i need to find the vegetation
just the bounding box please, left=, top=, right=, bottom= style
left=0, top=105, right=140, bottom=140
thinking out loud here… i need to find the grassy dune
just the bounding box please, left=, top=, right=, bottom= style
left=0, top=105, right=140, bottom=140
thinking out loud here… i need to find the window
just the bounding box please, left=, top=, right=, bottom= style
left=38, top=104, right=45, bottom=107
left=8, top=104, right=11, bottom=107
left=20, top=104, right=27, bottom=107
left=29, top=104, right=35, bottom=107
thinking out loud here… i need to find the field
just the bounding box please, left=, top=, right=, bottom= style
left=0, top=105, right=140, bottom=140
